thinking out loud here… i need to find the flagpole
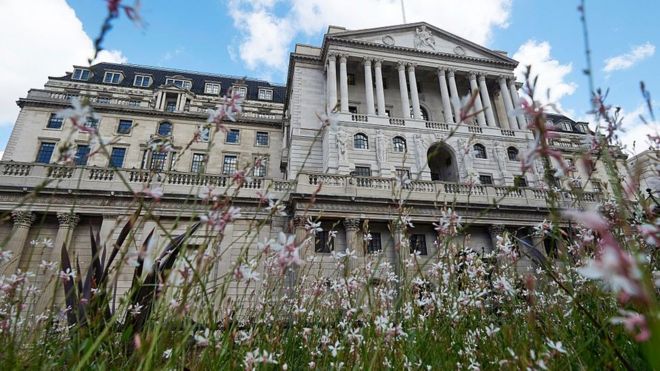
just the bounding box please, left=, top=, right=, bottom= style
left=400, top=0, right=407, bottom=24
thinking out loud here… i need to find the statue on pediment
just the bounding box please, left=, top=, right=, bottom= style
left=336, top=128, right=349, bottom=166
left=415, top=25, right=436, bottom=50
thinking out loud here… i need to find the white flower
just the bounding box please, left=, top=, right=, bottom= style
left=163, top=348, right=172, bottom=359
left=305, top=218, right=323, bottom=235
left=546, top=339, right=567, bottom=354
left=234, top=262, right=260, bottom=282
left=328, top=341, right=342, bottom=358
left=0, top=250, right=13, bottom=263
left=485, top=323, right=500, bottom=336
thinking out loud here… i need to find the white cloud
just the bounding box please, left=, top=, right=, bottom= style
left=228, top=0, right=512, bottom=75
left=0, top=0, right=126, bottom=127
left=512, top=40, right=578, bottom=112
left=603, top=42, right=655, bottom=73
left=619, top=104, right=658, bottom=155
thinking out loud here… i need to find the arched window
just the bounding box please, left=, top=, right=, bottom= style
left=158, top=121, right=173, bottom=136
left=392, top=136, right=406, bottom=152
left=507, top=146, right=519, bottom=161
left=473, top=143, right=487, bottom=159
left=354, top=133, right=368, bottom=149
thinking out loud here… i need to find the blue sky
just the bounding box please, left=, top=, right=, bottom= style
left=1, top=0, right=657, bottom=155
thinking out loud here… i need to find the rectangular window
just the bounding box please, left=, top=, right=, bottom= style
left=348, top=106, right=358, bottom=114
left=226, top=129, right=240, bottom=144
left=166, top=101, right=177, bottom=112
left=315, top=230, right=334, bottom=253
left=222, top=155, right=238, bottom=175
left=35, top=142, right=56, bottom=164
left=133, top=75, right=151, bottom=87
left=128, top=100, right=140, bottom=107
left=367, top=232, right=382, bottom=253
left=166, top=78, right=192, bottom=90
left=150, top=151, right=167, bottom=171
left=233, top=86, right=248, bottom=97
left=199, top=126, right=210, bottom=142
left=514, top=175, right=528, bottom=188
left=395, top=168, right=410, bottom=179
left=74, top=145, right=90, bottom=166
left=169, top=152, right=178, bottom=171
left=205, top=83, right=221, bottom=95
left=479, top=174, right=493, bottom=185
left=85, top=117, right=100, bottom=129
left=253, top=157, right=267, bottom=177
left=109, top=147, right=126, bottom=168
left=258, top=88, right=273, bottom=100
left=410, top=234, right=428, bottom=255
left=117, top=119, right=132, bottom=134
left=256, top=131, right=269, bottom=146
left=592, top=180, right=602, bottom=193
left=47, top=113, right=63, bottom=129
left=354, top=166, right=371, bottom=177
left=103, top=72, right=122, bottom=84
left=72, top=68, right=90, bottom=81
left=191, top=153, right=206, bottom=173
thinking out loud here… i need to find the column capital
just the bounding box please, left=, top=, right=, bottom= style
left=406, top=63, right=417, bottom=71
left=437, top=67, right=447, bottom=75
left=498, top=73, right=514, bottom=81
left=396, top=61, right=407, bottom=71
left=11, top=210, right=35, bottom=228
left=477, top=74, right=487, bottom=82
left=343, top=218, right=361, bottom=231
left=57, top=212, right=79, bottom=229
left=468, top=71, right=478, bottom=80
left=326, top=53, right=337, bottom=61
left=373, top=58, right=384, bottom=66
left=362, top=57, right=373, bottom=66
left=338, top=54, right=349, bottom=63
left=447, top=68, right=457, bottom=77
left=292, top=216, right=307, bottom=228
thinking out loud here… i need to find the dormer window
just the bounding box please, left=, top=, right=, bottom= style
left=258, top=88, right=273, bottom=100
left=72, top=68, right=90, bottom=81
left=560, top=121, right=573, bottom=131
left=205, top=83, right=221, bottom=95
left=134, top=75, right=152, bottom=87
left=166, top=78, right=192, bottom=90
left=576, top=123, right=587, bottom=133
left=233, top=86, right=247, bottom=98
left=103, top=71, right=122, bottom=84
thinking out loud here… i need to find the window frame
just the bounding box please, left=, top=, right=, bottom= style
left=109, top=147, right=127, bottom=168
left=222, top=154, right=238, bottom=175
left=478, top=174, right=494, bottom=185
left=367, top=232, right=382, bottom=253
left=255, top=131, right=269, bottom=146
left=392, top=136, right=406, bottom=152
left=190, top=153, right=207, bottom=173
left=233, top=86, right=248, bottom=98
left=35, top=142, right=56, bottom=164
left=133, top=75, right=152, bottom=87
left=513, top=175, right=528, bottom=188
left=258, top=88, right=273, bottom=101
left=117, top=119, right=133, bottom=135
left=226, top=129, right=240, bottom=144
left=354, top=133, right=369, bottom=150
left=46, top=113, right=64, bottom=129
left=72, top=68, right=90, bottom=81
left=166, top=78, right=192, bottom=90
left=103, top=71, right=123, bottom=84
left=204, top=83, right=221, bottom=95
left=157, top=122, right=173, bottom=137
left=315, top=230, right=334, bottom=253
left=473, top=143, right=487, bottom=159
left=74, top=144, right=90, bottom=166
left=253, top=156, right=268, bottom=177
left=354, top=166, right=372, bottom=177
left=410, top=234, right=428, bottom=255
left=84, top=117, right=100, bottom=129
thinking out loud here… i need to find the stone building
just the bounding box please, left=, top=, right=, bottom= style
left=0, top=22, right=611, bottom=306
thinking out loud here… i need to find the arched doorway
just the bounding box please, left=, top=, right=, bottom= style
left=427, top=142, right=458, bottom=182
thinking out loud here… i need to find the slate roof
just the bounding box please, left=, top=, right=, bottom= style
left=51, top=62, right=287, bottom=104
left=546, top=113, right=589, bottom=134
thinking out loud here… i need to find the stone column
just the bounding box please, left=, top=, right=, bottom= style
left=391, top=222, right=405, bottom=280
left=37, top=212, right=80, bottom=313
left=339, top=55, right=349, bottom=112
left=488, top=224, right=506, bottom=255
left=397, top=62, right=410, bottom=119
left=407, top=64, right=422, bottom=120
left=374, top=59, right=386, bottom=116
left=508, top=79, right=526, bottom=129
left=437, top=68, right=454, bottom=123
left=363, top=58, right=376, bottom=115
left=478, top=74, right=496, bottom=127
left=326, top=53, right=338, bottom=112
left=499, top=75, right=516, bottom=130
left=343, top=218, right=360, bottom=275
left=447, top=69, right=462, bottom=122
left=2, top=211, right=35, bottom=274
left=468, top=72, right=486, bottom=126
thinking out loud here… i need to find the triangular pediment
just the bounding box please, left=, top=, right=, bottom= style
left=327, top=22, right=516, bottom=64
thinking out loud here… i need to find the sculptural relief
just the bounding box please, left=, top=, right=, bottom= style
left=375, top=129, right=386, bottom=166
left=414, top=25, right=436, bottom=50
left=413, top=134, right=428, bottom=171
left=336, top=128, right=349, bottom=166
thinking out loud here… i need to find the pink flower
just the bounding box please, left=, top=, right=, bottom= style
left=200, top=207, right=241, bottom=233
left=57, top=97, right=99, bottom=134
left=611, top=310, right=651, bottom=342
left=138, top=186, right=164, bottom=201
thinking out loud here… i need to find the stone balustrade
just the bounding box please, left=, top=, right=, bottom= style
left=0, top=162, right=603, bottom=209
left=337, top=112, right=526, bottom=138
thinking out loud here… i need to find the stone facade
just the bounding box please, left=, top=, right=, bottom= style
left=0, top=22, right=621, bottom=307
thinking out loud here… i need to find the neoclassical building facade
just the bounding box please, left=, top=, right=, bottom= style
left=0, top=23, right=612, bottom=304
